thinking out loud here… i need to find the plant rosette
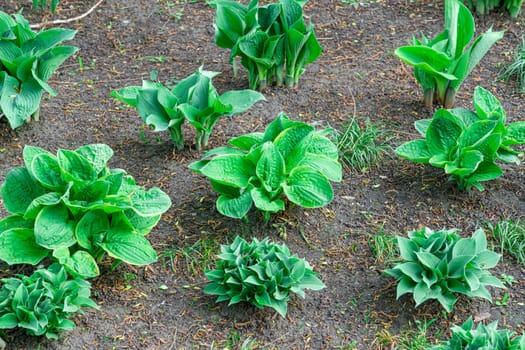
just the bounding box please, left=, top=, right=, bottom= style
left=204, top=236, right=325, bottom=317
left=0, top=144, right=172, bottom=279
left=189, top=112, right=342, bottom=222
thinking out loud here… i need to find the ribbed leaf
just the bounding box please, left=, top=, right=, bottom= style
left=216, top=191, right=253, bottom=219
left=130, top=187, right=171, bottom=217
left=1, top=167, right=47, bottom=215
left=99, top=225, right=157, bottom=265
left=0, top=228, right=48, bottom=265
left=200, top=155, right=255, bottom=188
left=283, top=166, right=333, bottom=208
left=0, top=72, right=42, bottom=129
left=396, top=139, right=432, bottom=162
left=34, top=204, right=76, bottom=249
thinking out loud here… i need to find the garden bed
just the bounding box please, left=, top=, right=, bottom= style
left=0, top=0, right=524, bottom=348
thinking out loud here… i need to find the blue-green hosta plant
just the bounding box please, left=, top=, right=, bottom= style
left=210, top=0, right=322, bottom=90
left=0, top=11, right=78, bottom=128
left=0, top=144, right=172, bottom=279
left=204, top=236, right=325, bottom=318
left=395, top=0, right=503, bottom=108
left=464, top=0, right=524, bottom=17
left=396, top=86, right=525, bottom=191
left=189, top=112, right=342, bottom=222
left=111, top=66, right=264, bottom=151
left=0, top=263, right=99, bottom=339
left=429, top=316, right=525, bottom=349
left=384, top=227, right=505, bottom=313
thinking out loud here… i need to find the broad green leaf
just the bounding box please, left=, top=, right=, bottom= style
left=229, top=132, right=264, bottom=150
left=472, top=228, right=487, bottom=253
left=0, top=215, right=33, bottom=232
left=448, top=255, right=474, bottom=278
left=200, top=155, right=255, bottom=188
left=130, top=187, right=171, bottom=217
left=99, top=226, right=157, bottom=266
left=75, top=210, right=110, bottom=250
left=216, top=191, right=253, bottom=219
left=21, top=28, right=76, bottom=53
left=506, top=121, right=525, bottom=143
left=395, top=262, right=424, bottom=282
left=294, top=154, right=342, bottom=182
left=110, top=86, right=140, bottom=107
left=34, top=46, right=79, bottom=93
left=0, top=72, right=42, bottom=129
left=0, top=228, right=48, bottom=265
left=474, top=251, right=500, bottom=269
left=458, top=120, right=497, bottom=148
left=0, top=313, right=18, bottom=329
left=62, top=250, right=100, bottom=279
left=397, top=236, right=418, bottom=261
left=23, top=145, right=49, bottom=172
left=24, top=192, right=62, bottom=220
left=136, top=88, right=170, bottom=124
left=414, top=119, right=431, bottom=137
left=122, top=210, right=161, bottom=235
left=219, top=90, right=265, bottom=115
left=283, top=166, right=333, bottom=208
left=31, top=153, right=66, bottom=191
left=427, top=110, right=464, bottom=155
left=256, top=142, right=285, bottom=192
left=452, top=237, right=476, bottom=257
left=415, top=251, right=441, bottom=269
left=34, top=204, right=76, bottom=249
left=1, top=167, right=47, bottom=215
left=472, top=86, right=506, bottom=122
left=444, top=0, right=474, bottom=59
left=251, top=187, right=284, bottom=213
left=395, top=276, right=416, bottom=299
left=75, top=144, right=114, bottom=174
left=394, top=46, right=456, bottom=81
left=274, top=124, right=314, bottom=160
left=57, top=149, right=98, bottom=183
left=436, top=292, right=456, bottom=313
left=297, top=274, right=325, bottom=291
left=395, top=139, right=431, bottom=163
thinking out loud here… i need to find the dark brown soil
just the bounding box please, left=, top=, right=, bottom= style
left=0, top=0, right=524, bottom=349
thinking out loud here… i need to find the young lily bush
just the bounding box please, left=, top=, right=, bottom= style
left=396, top=86, right=525, bottom=191
left=112, top=66, right=264, bottom=150
left=210, top=0, right=322, bottom=90
left=395, top=0, right=503, bottom=108
left=0, top=11, right=78, bottom=128
left=384, top=227, right=505, bottom=313
left=0, top=144, right=171, bottom=279
left=189, top=112, right=342, bottom=222
left=204, top=236, right=325, bottom=318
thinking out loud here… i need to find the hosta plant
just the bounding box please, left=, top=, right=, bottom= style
left=204, top=236, right=325, bottom=317
left=0, top=11, right=78, bottom=128
left=111, top=66, right=264, bottom=151
left=33, top=0, right=60, bottom=13
left=189, top=112, right=342, bottom=222
left=0, top=263, right=99, bottom=339
left=0, top=144, right=172, bottom=278
left=395, top=0, right=503, bottom=108
left=210, top=0, right=322, bottom=90
left=429, top=316, right=525, bottom=349
left=464, top=0, right=524, bottom=17
left=396, top=86, right=525, bottom=191
left=384, top=227, right=505, bottom=312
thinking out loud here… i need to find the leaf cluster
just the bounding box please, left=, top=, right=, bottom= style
left=204, top=236, right=325, bottom=318
left=0, top=263, right=99, bottom=339
left=464, top=0, right=524, bottom=17
left=498, top=35, right=525, bottom=94
left=396, top=86, right=525, bottom=191
left=385, top=227, right=505, bottom=312
left=0, top=10, right=78, bottom=128
left=32, top=0, right=60, bottom=13
left=111, top=66, right=264, bottom=151
left=429, top=316, right=525, bottom=349
left=395, top=0, right=503, bottom=108
left=189, top=112, right=342, bottom=222
left=0, top=144, right=172, bottom=278
left=210, top=0, right=322, bottom=90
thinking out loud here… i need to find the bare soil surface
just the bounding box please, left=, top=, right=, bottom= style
left=0, top=0, right=524, bottom=349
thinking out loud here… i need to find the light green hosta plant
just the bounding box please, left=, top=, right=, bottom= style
left=429, top=317, right=525, bottom=349
left=189, top=112, right=342, bottom=222
left=384, top=227, right=505, bottom=313
left=0, top=144, right=171, bottom=278
left=395, top=0, right=503, bottom=108
left=210, top=0, right=322, bottom=90
left=464, top=0, right=524, bottom=17
left=204, top=236, right=325, bottom=318
left=396, top=86, right=525, bottom=191
left=0, top=263, right=99, bottom=340
left=0, top=11, right=78, bottom=128
left=111, top=66, right=264, bottom=151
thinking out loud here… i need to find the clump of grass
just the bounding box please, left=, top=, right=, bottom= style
left=498, top=35, right=525, bottom=94
left=368, top=226, right=399, bottom=264
left=488, top=218, right=525, bottom=266
left=335, top=117, right=392, bottom=173
left=160, top=238, right=220, bottom=276
left=374, top=319, right=438, bottom=350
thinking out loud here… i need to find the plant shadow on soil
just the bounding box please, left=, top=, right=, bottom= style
left=0, top=0, right=524, bottom=349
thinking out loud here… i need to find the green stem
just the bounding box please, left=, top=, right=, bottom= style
left=32, top=107, right=40, bottom=122
left=168, top=127, right=185, bottom=151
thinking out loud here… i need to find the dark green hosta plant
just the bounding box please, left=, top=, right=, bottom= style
left=210, top=0, right=322, bottom=90
left=464, top=0, right=524, bottom=17
left=429, top=317, right=525, bottom=350
left=189, top=112, right=342, bottom=222
left=111, top=66, right=264, bottom=151
left=0, top=11, right=78, bottom=128
left=0, top=144, right=172, bottom=278
left=395, top=0, right=503, bottom=108
left=396, top=86, right=525, bottom=191
left=384, top=227, right=505, bottom=313
left=204, top=236, right=325, bottom=318
left=0, top=263, right=99, bottom=339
